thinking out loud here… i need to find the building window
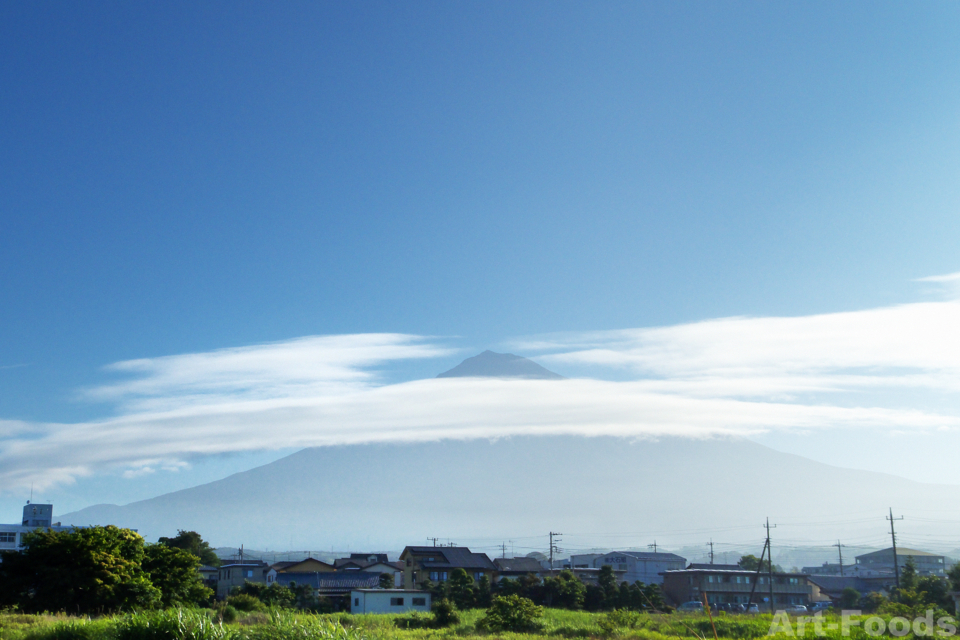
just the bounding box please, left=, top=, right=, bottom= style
left=707, top=575, right=714, bottom=583
left=247, top=570, right=253, bottom=578
left=390, top=598, right=404, bottom=606
left=430, top=572, right=439, bottom=581
left=474, top=572, right=484, bottom=581
left=0, top=532, right=16, bottom=543
left=413, top=598, right=426, bottom=606
left=354, top=598, right=359, bottom=606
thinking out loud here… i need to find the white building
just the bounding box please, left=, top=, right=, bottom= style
left=568, top=550, right=686, bottom=585
left=349, top=589, right=431, bottom=614
left=0, top=503, right=78, bottom=552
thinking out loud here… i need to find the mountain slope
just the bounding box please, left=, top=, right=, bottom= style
left=60, top=435, right=958, bottom=549
left=437, top=351, right=564, bottom=379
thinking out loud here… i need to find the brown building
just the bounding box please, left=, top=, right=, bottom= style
left=400, top=546, right=497, bottom=589
left=661, top=568, right=813, bottom=611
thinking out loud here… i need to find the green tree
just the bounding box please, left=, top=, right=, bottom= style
left=476, top=594, right=544, bottom=633
left=447, top=568, right=478, bottom=609
left=948, top=562, right=960, bottom=592
left=379, top=573, right=394, bottom=589
left=0, top=525, right=160, bottom=613
left=738, top=554, right=782, bottom=573
left=142, top=543, right=213, bottom=607
left=899, top=557, right=919, bottom=592
left=542, top=570, right=585, bottom=610
left=157, top=530, right=220, bottom=567
left=839, top=587, right=860, bottom=609
left=598, top=565, right=619, bottom=609
left=477, top=575, right=492, bottom=608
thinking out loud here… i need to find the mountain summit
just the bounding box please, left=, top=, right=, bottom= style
left=436, top=350, right=564, bottom=379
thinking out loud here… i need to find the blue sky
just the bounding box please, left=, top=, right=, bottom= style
left=3, top=2, right=960, bottom=519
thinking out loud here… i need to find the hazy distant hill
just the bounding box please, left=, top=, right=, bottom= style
left=436, top=351, right=564, bottom=379
left=60, top=435, right=960, bottom=550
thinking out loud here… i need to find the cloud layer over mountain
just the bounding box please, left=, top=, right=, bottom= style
left=4, top=281, right=960, bottom=493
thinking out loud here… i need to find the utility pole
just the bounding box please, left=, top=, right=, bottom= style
left=549, top=532, right=562, bottom=570
left=427, top=537, right=438, bottom=547
left=887, top=508, right=904, bottom=588
left=501, top=542, right=508, bottom=558
left=765, top=518, right=777, bottom=613
left=708, top=540, right=715, bottom=565
left=834, top=540, right=845, bottom=577
left=648, top=541, right=658, bottom=554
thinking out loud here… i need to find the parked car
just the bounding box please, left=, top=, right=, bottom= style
left=678, top=601, right=704, bottom=612
left=809, top=602, right=832, bottom=612
left=784, top=604, right=808, bottom=613
left=744, top=603, right=760, bottom=613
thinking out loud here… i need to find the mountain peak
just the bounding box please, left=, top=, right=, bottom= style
left=436, top=350, right=564, bottom=380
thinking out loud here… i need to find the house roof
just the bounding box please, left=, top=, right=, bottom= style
left=856, top=548, right=943, bottom=559
left=495, top=557, right=543, bottom=573
left=605, top=551, right=686, bottom=563
left=687, top=563, right=741, bottom=571
left=807, top=575, right=896, bottom=596
left=274, top=571, right=382, bottom=592
left=663, top=569, right=809, bottom=577
left=270, top=561, right=299, bottom=571
left=402, top=546, right=497, bottom=571
left=349, top=553, right=389, bottom=563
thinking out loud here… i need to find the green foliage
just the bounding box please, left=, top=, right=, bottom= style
left=391, top=612, right=434, bottom=629
left=839, top=587, right=860, bottom=609
left=859, top=591, right=887, bottom=613
left=431, top=598, right=460, bottom=628
left=0, top=526, right=161, bottom=613
left=157, top=532, right=220, bottom=568
left=948, top=562, right=960, bottom=592
left=377, top=574, right=393, bottom=590
left=142, top=545, right=213, bottom=608
left=446, top=569, right=477, bottom=610
left=233, top=611, right=359, bottom=640
left=115, top=609, right=229, bottom=640
left=476, top=575, right=492, bottom=608
left=542, top=570, right=586, bottom=610
left=476, top=594, right=544, bottom=633
left=899, top=558, right=918, bottom=592
left=737, top=555, right=782, bottom=573
left=597, top=566, right=619, bottom=606
left=225, top=594, right=266, bottom=613
left=231, top=583, right=295, bottom=610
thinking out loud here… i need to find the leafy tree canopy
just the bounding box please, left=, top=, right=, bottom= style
left=738, top=554, right=783, bottom=573
left=0, top=526, right=160, bottom=613
left=142, top=543, right=213, bottom=607
left=157, top=530, right=220, bottom=567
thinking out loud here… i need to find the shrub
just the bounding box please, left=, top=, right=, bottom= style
left=226, top=594, right=267, bottom=613
left=393, top=612, right=435, bottom=629
left=432, top=598, right=460, bottom=628
left=476, top=594, right=544, bottom=633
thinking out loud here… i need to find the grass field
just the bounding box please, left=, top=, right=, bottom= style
left=0, top=607, right=946, bottom=640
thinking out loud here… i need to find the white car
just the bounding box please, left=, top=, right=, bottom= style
left=784, top=605, right=808, bottom=613
left=678, top=601, right=704, bottom=612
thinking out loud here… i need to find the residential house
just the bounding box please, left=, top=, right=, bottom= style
left=661, top=568, right=814, bottom=611
left=569, top=551, right=686, bottom=585
left=494, top=557, right=544, bottom=581
left=217, top=561, right=270, bottom=599
left=855, top=548, right=946, bottom=577
left=801, top=562, right=846, bottom=576
left=274, top=571, right=381, bottom=608
left=334, top=555, right=403, bottom=587
left=349, top=589, right=431, bottom=613
left=806, top=575, right=896, bottom=603
left=400, top=546, right=497, bottom=589
left=687, top=564, right=741, bottom=571
left=266, top=557, right=336, bottom=584
left=198, top=565, right=219, bottom=590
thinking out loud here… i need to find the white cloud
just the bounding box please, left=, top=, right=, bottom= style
left=4, top=297, right=960, bottom=493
